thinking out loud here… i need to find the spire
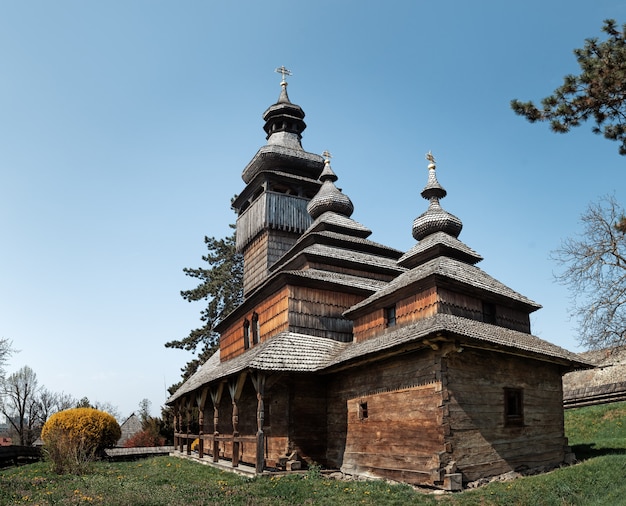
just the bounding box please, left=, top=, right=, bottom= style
left=412, top=152, right=462, bottom=241
left=307, top=151, right=354, bottom=219
left=275, top=65, right=292, bottom=104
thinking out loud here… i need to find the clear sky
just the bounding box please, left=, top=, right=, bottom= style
left=2, top=1, right=626, bottom=419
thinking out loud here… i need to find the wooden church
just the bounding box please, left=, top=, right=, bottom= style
left=167, top=73, right=591, bottom=490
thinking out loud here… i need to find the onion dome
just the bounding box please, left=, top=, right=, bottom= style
left=307, top=152, right=354, bottom=219
left=412, top=152, right=462, bottom=240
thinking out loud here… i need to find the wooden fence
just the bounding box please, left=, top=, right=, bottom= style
left=0, top=446, right=42, bottom=467
left=563, top=381, right=626, bottom=409
left=174, top=432, right=263, bottom=473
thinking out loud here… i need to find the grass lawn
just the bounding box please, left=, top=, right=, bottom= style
left=2, top=402, right=625, bottom=505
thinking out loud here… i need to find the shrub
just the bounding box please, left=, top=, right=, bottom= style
left=191, top=438, right=200, bottom=452
left=124, top=429, right=166, bottom=448
left=41, top=407, right=121, bottom=474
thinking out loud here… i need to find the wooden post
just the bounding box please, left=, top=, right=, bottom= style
left=185, top=397, right=192, bottom=456
left=196, top=388, right=208, bottom=459
left=173, top=404, right=179, bottom=450
left=252, top=372, right=266, bottom=474
left=210, top=383, right=224, bottom=463
left=228, top=372, right=247, bottom=468
left=178, top=405, right=184, bottom=453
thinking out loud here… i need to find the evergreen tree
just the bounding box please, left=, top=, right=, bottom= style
left=511, top=19, right=626, bottom=155
left=165, top=226, right=243, bottom=382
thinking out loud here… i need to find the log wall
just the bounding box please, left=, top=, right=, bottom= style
left=444, top=348, right=567, bottom=481
left=326, top=350, right=444, bottom=485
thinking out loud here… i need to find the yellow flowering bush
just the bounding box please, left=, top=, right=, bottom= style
left=41, top=408, right=121, bottom=474
left=191, top=438, right=200, bottom=451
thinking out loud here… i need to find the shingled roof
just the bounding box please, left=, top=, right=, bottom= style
left=168, top=332, right=347, bottom=403
left=327, top=313, right=591, bottom=370
left=345, top=255, right=541, bottom=318
left=168, top=313, right=592, bottom=405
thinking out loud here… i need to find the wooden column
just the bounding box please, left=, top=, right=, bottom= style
left=196, top=388, right=208, bottom=459
left=228, top=372, right=247, bottom=468
left=173, top=403, right=180, bottom=450
left=178, top=402, right=185, bottom=453
left=210, top=383, right=224, bottom=463
left=185, top=397, right=192, bottom=455
left=251, top=372, right=266, bottom=474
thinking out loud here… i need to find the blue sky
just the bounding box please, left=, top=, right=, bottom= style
left=2, top=1, right=626, bottom=418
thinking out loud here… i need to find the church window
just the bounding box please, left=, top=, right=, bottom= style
left=359, top=401, right=368, bottom=420
left=504, top=388, right=524, bottom=426
left=252, top=313, right=259, bottom=345
left=483, top=301, right=496, bottom=324
left=385, top=305, right=396, bottom=327
left=243, top=320, right=250, bottom=349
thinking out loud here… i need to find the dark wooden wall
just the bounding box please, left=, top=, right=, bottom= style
left=445, top=348, right=567, bottom=481
left=288, top=287, right=362, bottom=342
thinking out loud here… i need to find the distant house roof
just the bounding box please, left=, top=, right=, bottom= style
left=117, top=413, right=143, bottom=447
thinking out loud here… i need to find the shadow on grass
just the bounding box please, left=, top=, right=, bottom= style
left=571, top=443, right=626, bottom=460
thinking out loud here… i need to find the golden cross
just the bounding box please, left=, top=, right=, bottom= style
left=275, top=66, right=292, bottom=84
left=322, top=150, right=332, bottom=162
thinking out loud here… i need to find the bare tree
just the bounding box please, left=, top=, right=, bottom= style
left=0, top=365, right=40, bottom=445
left=138, top=398, right=151, bottom=425
left=36, top=388, right=76, bottom=426
left=55, top=392, right=77, bottom=412
left=93, top=401, right=121, bottom=422
left=0, top=338, right=14, bottom=378
left=552, top=195, right=626, bottom=349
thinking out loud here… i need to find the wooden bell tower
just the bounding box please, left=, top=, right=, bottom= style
left=232, top=68, right=324, bottom=297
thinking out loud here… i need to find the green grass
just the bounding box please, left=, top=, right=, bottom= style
left=2, top=402, right=626, bottom=505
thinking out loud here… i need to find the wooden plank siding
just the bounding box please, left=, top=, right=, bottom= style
left=342, top=386, right=444, bottom=484
left=220, top=287, right=290, bottom=361
left=242, top=232, right=269, bottom=296
left=241, top=229, right=301, bottom=296
left=288, top=287, right=363, bottom=342
left=236, top=192, right=311, bottom=252
left=239, top=193, right=311, bottom=296
left=353, top=287, right=440, bottom=342
left=327, top=349, right=445, bottom=486
left=353, top=286, right=532, bottom=343
left=444, top=348, right=567, bottom=482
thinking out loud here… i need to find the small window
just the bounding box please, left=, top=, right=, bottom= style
left=483, top=302, right=496, bottom=324
left=243, top=320, right=250, bottom=350
left=252, top=313, right=259, bottom=345
left=504, top=388, right=524, bottom=426
left=359, top=401, right=368, bottom=421
left=385, top=305, right=396, bottom=328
